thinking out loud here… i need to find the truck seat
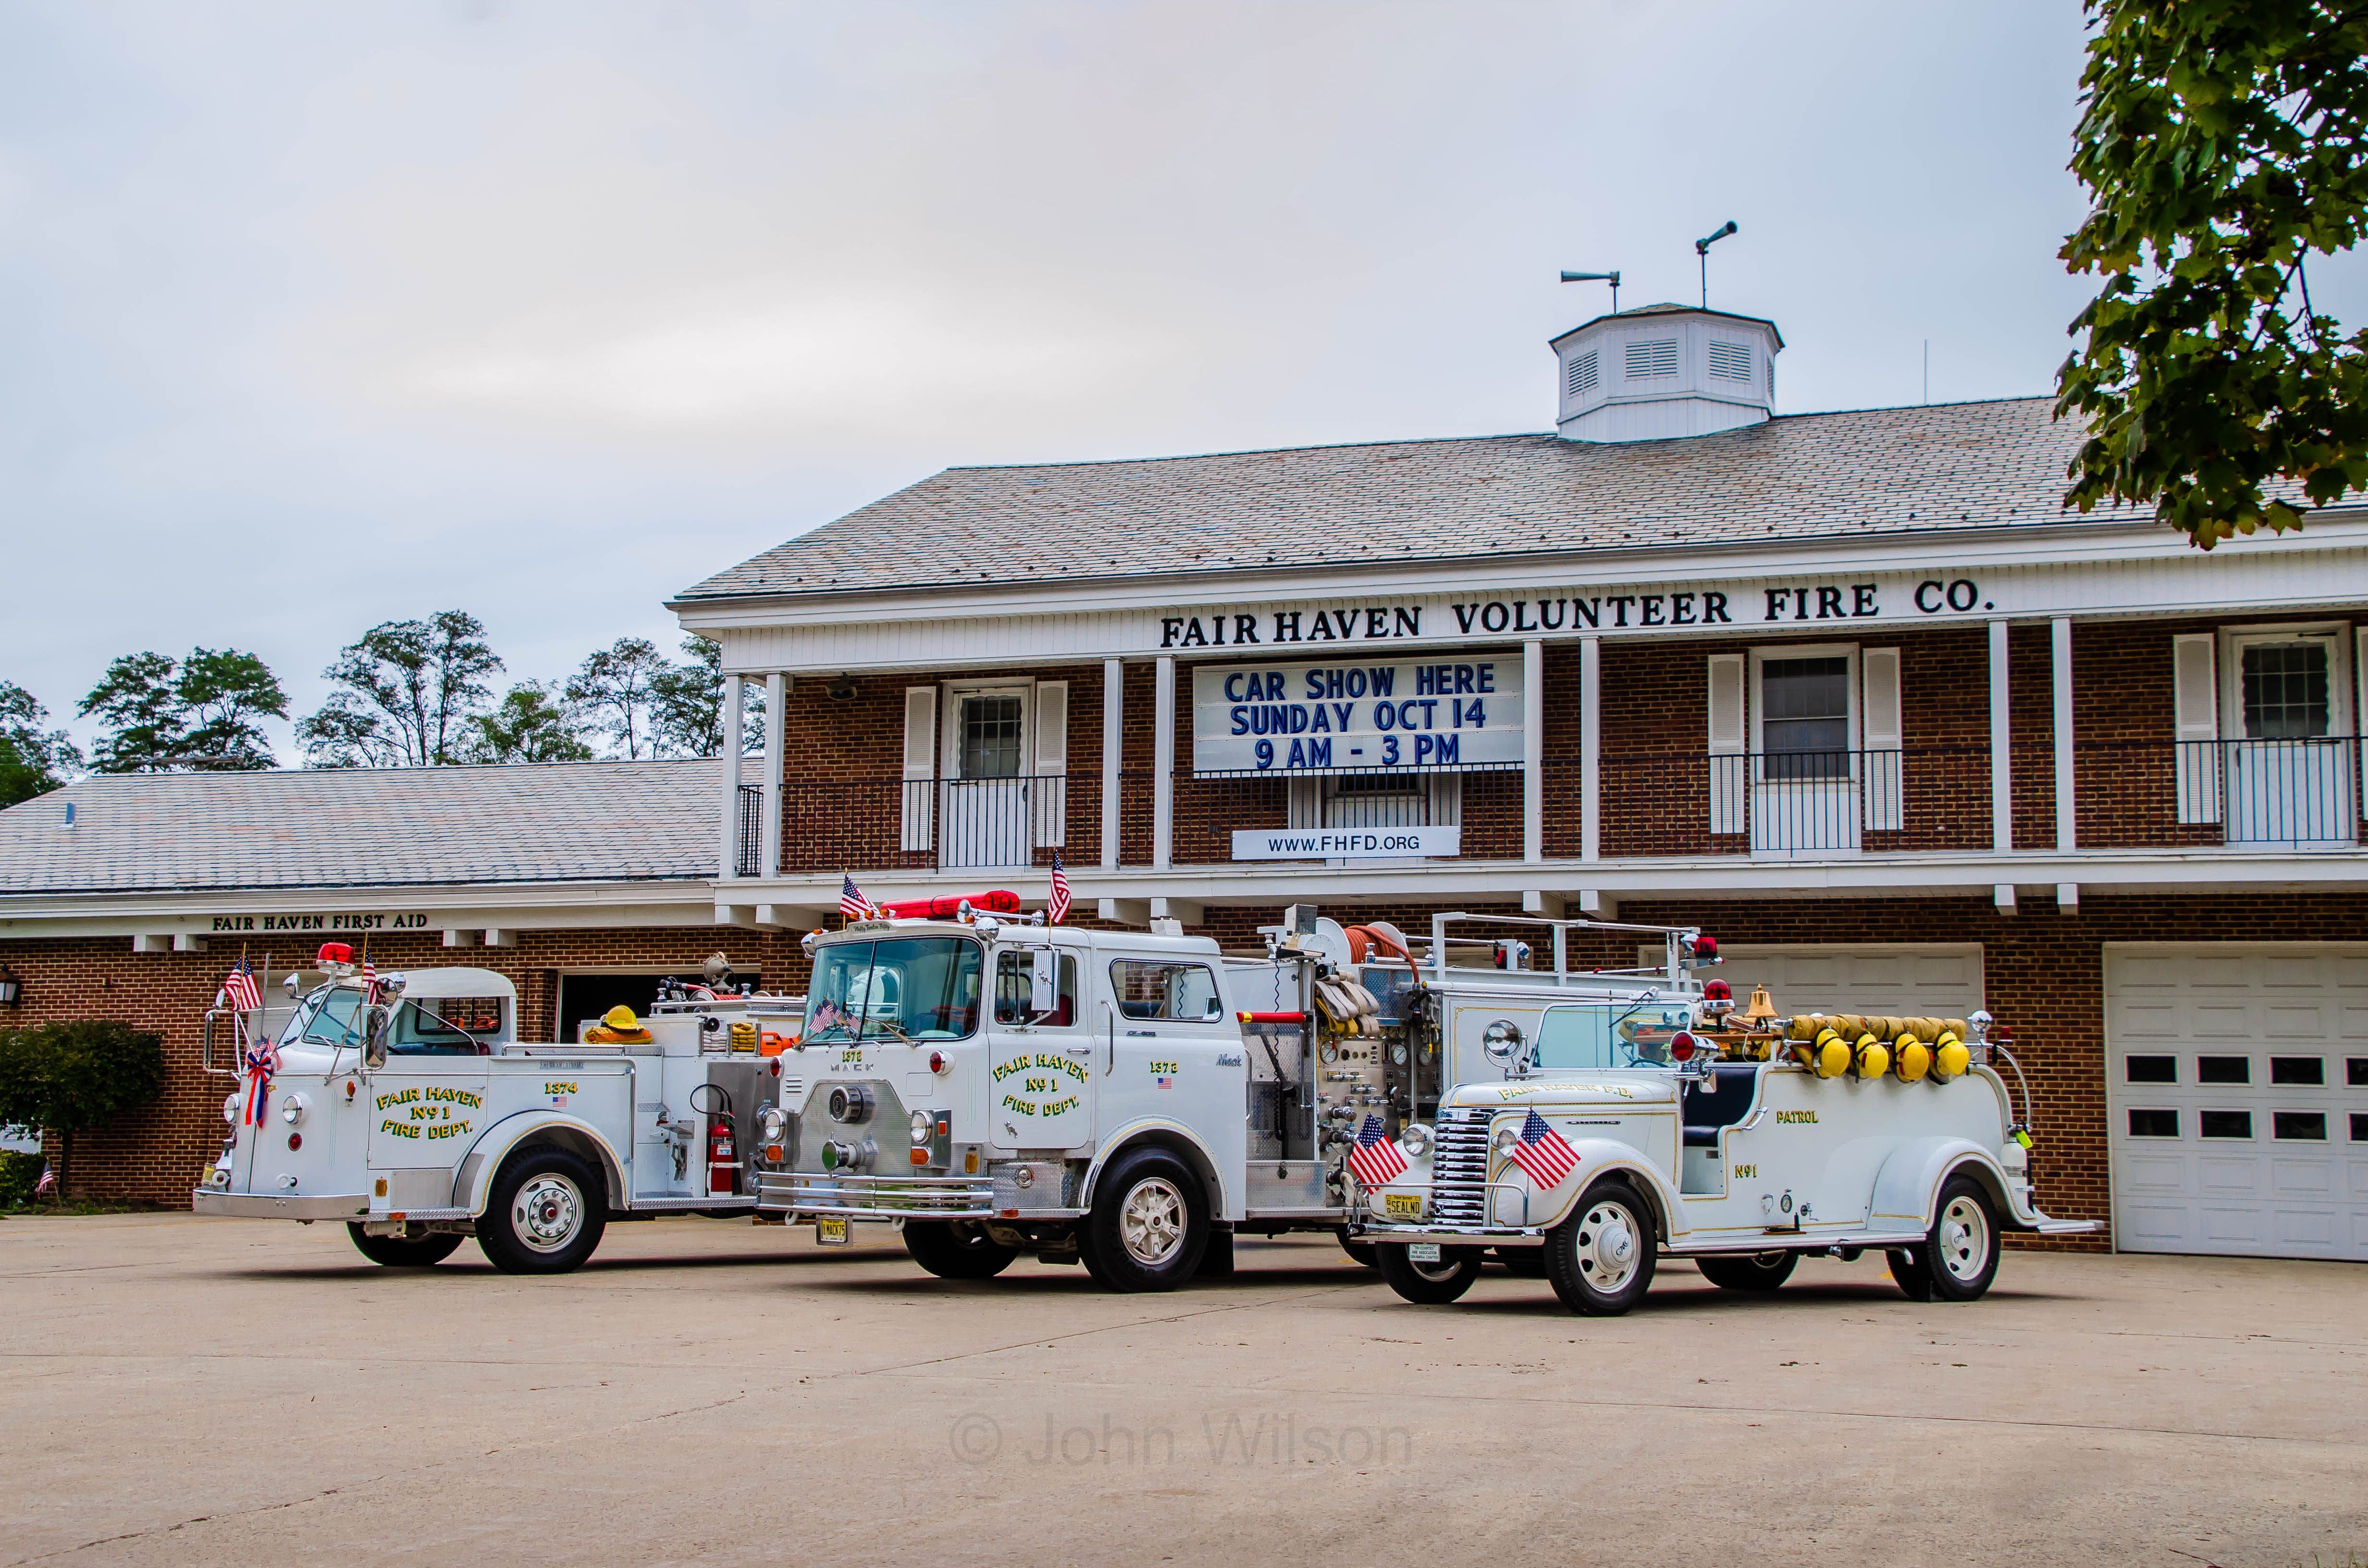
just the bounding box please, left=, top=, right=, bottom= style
left=1680, top=1063, right=1760, bottom=1148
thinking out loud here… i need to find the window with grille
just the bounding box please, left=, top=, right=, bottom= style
left=2239, top=642, right=2331, bottom=738
left=1624, top=339, right=1678, bottom=378
left=1759, top=657, right=1850, bottom=780
left=958, top=696, right=1024, bottom=778
left=1708, top=341, right=1753, bottom=380
left=1566, top=349, right=1599, bottom=398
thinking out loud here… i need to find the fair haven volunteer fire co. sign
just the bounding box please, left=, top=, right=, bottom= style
left=1193, top=655, right=1522, bottom=860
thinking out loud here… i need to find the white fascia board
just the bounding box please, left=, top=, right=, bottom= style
left=674, top=510, right=2368, bottom=647
left=0, top=880, right=721, bottom=940
left=720, top=849, right=2368, bottom=911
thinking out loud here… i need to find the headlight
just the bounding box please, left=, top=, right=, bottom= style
left=1492, top=1124, right=1517, bottom=1156
left=910, top=1109, right=933, bottom=1144
left=222, top=1093, right=242, bottom=1126
left=757, top=1106, right=787, bottom=1143
left=279, top=1092, right=308, bottom=1126
left=1398, top=1123, right=1431, bottom=1157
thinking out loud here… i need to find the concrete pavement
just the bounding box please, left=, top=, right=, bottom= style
left=0, top=1214, right=2360, bottom=1566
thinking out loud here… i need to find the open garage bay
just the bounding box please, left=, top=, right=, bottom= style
left=1, top=1216, right=2361, bottom=1566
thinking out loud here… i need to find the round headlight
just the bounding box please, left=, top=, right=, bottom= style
left=911, top=1109, right=933, bottom=1144
left=1398, top=1123, right=1430, bottom=1157
left=757, top=1107, right=787, bottom=1143
left=279, top=1092, right=308, bottom=1126
left=222, top=1093, right=242, bottom=1126
left=1481, top=1020, right=1524, bottom=1065
left=1492, top=1124, right=1517, bottom=1156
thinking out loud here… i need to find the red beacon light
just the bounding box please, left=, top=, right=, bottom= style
left=317, top=942, right=354, bottom=967
left=1687, top=934, right=1718, bottom=964
left=1702, top=979, right=1733, bottom=1003
left=1669, top=1031, right=1700, bottom=1063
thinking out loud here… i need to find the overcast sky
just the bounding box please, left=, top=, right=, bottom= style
left=0, top=3, right=2289, bottom=760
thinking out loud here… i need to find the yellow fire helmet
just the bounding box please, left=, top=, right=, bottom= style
left=1934, top=1033, right=1971, bottom=1081
left=1893, top=1033, right=1933, bottom=1083
left=603, top=1004, right=641, bottom=1032
left=1851, top=1033, right=1890, bottom=1080
left=1812, top=1027, right=1851, bottom=1079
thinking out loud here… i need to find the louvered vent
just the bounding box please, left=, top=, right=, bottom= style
left=1624, top=339, right=1678, bottom=378
left=1565, top=349, right=1599, bottom=399
left=1708, top=341, right=1753, bottom=381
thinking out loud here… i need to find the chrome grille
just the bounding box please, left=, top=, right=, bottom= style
left=1430, top=1106, right=1493, bottom=1225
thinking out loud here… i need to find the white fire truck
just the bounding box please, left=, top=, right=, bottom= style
left=1354, top=992, right=2096, bottom=1313
left=192, top=946, right=803, bottom=1272
left=754, top=903, right=1731, bottom=1291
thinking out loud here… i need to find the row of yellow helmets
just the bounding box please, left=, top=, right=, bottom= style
left=1784, top=1013, right=1972, bottom=1084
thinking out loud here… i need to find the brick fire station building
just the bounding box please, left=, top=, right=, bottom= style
left=7, top=301, right=2366, bottom=1259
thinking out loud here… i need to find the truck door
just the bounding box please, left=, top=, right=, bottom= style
left=987, top=945, right=1094, bottom=1150
left=366, top=1059, right=490, bottom=1170
left=1101, top=956, right=1245, bottom=1176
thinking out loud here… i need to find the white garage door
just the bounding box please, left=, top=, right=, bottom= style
left=1649, top=943, right=1986, bottom=1022
left=2106, top=945, right=2368, bottom=1262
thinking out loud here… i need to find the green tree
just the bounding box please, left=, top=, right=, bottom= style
left=77, top=649, right=286, bottom=772
left=0, top=1020, right=166, bottom=1200
left=0, top=683, right=81, bottom=806
left=467, top=682, right=593, bottom=763
left=2058, top=0, right=2368, bottom=549
left=650, top=638, right=764, bottom=759
left=567, top=637, right=669, bottom=760
left=299, top=611, right=503, bottom=768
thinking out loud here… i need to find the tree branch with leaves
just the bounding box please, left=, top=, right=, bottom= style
left=300, top=612, right=502, bottom=768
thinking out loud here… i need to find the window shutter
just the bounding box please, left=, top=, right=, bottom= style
left=1033, top=680, right=1068, bottom=847
left=1286, top=778, right=1320, bottom=829
left=2172, top=634, right=2219, bottom=824
left=901, top=687, right=937, bottom=852
left=2356, top=627, right=2367, bottom=812
left=1428, top=772, right=1462, bottom=828
left=1862, top=648, right=1902, bottom=832
left=1707, top=654, right=1745, bottom=834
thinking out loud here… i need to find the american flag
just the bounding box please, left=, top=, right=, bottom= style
left=360, top=950, right=380, bottom=1005
left=1345, top=1113, right=1407, bottom=1188
left=1047, top=852, right=1071, bottom=925
left=220, top=956, right=261, bottom=1014
left=1506, top=1107, right=1578, bottom=1188
left=839, top=873, right=871, bottom=921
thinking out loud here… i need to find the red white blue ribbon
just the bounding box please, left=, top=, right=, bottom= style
left=241, top=1031, right=280, bottom=1127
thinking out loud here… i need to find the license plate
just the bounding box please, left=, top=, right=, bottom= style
left=1385, top=1193, right=1423, bottom=1218
left=815, top=1216, right=850, bottom=1246
left=1406, top=1242, right=1442, bottom=1263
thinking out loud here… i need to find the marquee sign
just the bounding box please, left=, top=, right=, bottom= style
left=1191, top=657, right=1524, bottom=775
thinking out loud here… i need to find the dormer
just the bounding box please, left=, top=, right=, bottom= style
left=1550, top=303, right=1783, bottom=443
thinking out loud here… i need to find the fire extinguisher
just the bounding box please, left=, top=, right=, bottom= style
left=697, top=1087, right=739, bottom=1196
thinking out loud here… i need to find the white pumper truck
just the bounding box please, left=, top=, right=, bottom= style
left=1353, top=983, right=2097, bottom=1314
left=754, top=900, right=1747, bottom=1291
left=192, top=944, right=803, bottom=1272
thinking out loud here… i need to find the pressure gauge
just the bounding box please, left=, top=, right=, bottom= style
left=1320, top=1042, right=1338, bottom=1064
left=1391, top=1042, right=1409, bottom=1066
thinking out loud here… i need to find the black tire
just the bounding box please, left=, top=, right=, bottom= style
left=1912, top=1176, right=2001, bottom=1302
left=1696, top=1250, right=1799, bottom=1292
left=476, top=1147, right=607, bottom=1274
left=1544, top=1178, right=1657, bottom=1316
left=1079, top=1147, right=1208, bottom=1292
left=1886, top=1247, right=1936, bottom=1301
left=1336, top=1227, right=1378, bottom=1269
left=345, top=1224, right=463, bottom=1267
left=1494, top=1245, right=1548, bottom=1277
left=902, top=1220, right=1019, bottom=1280
left=1376, top=1243, right=1484, bottom=1304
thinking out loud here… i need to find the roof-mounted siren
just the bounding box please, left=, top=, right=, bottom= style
left=1693, top=220, right=1737, bottom=308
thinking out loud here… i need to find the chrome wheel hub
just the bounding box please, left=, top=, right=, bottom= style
left=1573, top=1199, right=1640, bottom=1293
left=514, top=1174, right=583, bottom=1253
left=1118, top=1176, right=1186, bottom=1266
left=1937, top=1195, right=1990, bottom=1282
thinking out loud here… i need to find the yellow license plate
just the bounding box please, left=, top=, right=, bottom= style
left=815, top=1216, right=850, bottom=1246
left=1384, top=1193, right=1423, bottom=1218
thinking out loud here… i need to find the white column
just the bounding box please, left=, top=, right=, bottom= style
left=1580, top=635, right=1603, bottom=862
left=1989, top=620, right=2013, bottom=855
left=717, top=674, right=746, bottom=879
left=761, top=672, right=786, bottom=878
left=2052, top=616, right=2075, bottom=852
left=1153, top=656, right=1175, bottom=870
left=1523, top=639, right=1544, bottom=863
left=1101, top=658, right=1123, bottom=870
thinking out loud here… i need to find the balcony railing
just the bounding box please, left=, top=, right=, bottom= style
left=736, top=743, right=2364, bottom=877
left=734, top=784, right=763, bottom=877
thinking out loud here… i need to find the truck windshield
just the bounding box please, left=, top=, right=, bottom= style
left=1534, top=1004, right=1695, bottom=1069
left=281, top=986, right=365, bottom=1049
left=804, top=938, right=983, bottom=1044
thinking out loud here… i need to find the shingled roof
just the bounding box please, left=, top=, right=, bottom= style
left=0, top=761, right=721, bottom=895
left=678, top=397, right=2137, bottom=603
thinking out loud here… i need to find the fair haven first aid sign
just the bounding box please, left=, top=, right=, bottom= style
left=1192, top=656, right=1523, bottom=774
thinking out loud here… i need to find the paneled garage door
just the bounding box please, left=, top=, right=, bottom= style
left=1650, top=943, right=1987, bottom=1022
left=2106, top=945, right=2368, bottom=1261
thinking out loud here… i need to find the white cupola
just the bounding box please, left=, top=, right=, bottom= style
left=1549, top=303, right=1783, bottom=443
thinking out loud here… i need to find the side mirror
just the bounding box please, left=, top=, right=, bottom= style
left=363, top=1003, right=394, bottom=1070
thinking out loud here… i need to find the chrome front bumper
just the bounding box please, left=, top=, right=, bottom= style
left=192, top=1189, right=370, bottom=1222
left=756, top=1170, right=995, bottom=1220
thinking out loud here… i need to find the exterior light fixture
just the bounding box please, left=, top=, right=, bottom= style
left=0, top=969, right=19, bottom=1006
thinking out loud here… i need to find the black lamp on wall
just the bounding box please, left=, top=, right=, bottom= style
left=0, top=969, right=21, bottom=1007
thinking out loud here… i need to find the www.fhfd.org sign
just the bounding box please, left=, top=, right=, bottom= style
left=1192, top=656, right=1522, bottom=774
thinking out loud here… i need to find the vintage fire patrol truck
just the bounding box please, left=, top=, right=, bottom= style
left=1353, top=992, right=2095, bottom=1314
left=753, top=903, right=1726, bottom=1291
left=192, top=945, right=802, bottom=1272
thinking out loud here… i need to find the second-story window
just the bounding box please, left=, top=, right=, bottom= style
left=1760, top=656, right=1850, bottom=779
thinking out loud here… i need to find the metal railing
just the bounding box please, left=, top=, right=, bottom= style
left=1594, top=747, right=1993, bottom=857
left=734, top=784, right=763, bottom=877
left=2082, top=737, right=2364, bottom=848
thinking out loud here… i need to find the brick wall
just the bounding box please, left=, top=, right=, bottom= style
left=2, top=924, right=811, bottom=1207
